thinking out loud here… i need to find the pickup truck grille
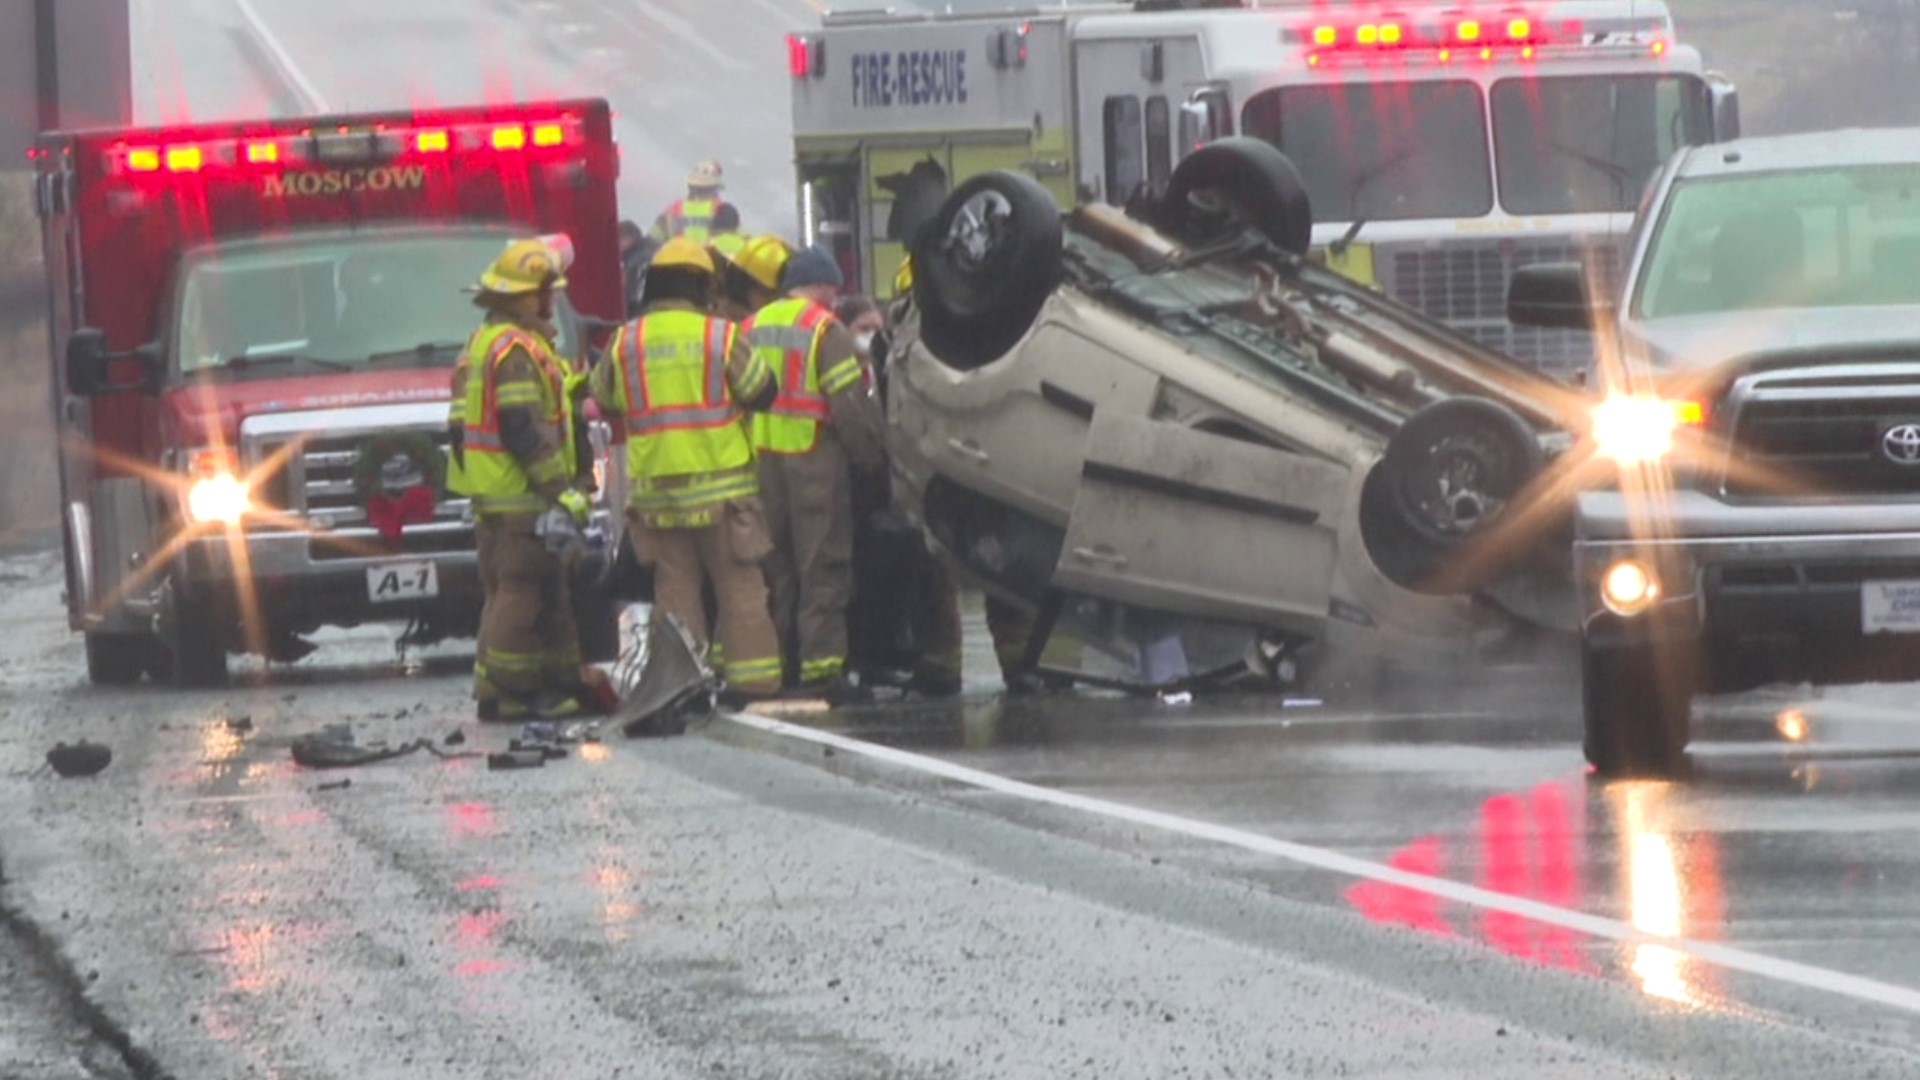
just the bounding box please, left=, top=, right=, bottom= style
left=1382, top=238, right=1620, bottom=382
left=1726, top=393, right=1920, bottom=498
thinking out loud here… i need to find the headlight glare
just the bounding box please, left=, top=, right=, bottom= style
left=187, top=473, right=251, bottom=525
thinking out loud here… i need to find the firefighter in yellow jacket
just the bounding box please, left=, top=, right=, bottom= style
left=748, top=247, right=887, bottom=701
left=448, top=235, right=593, bottom=721
left=591, top=239, right=785, bottom=703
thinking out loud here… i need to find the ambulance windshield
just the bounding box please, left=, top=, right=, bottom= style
left=1242, top=81, right=1493, bottom=223
left=1491, top=73, right=1712, bottom=215
left=173, top=228, right=571, bottom=379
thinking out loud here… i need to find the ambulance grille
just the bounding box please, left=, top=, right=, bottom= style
left=253, top=429, right=469, bottom=529
left=1382, top=238, right=1621, bottom=382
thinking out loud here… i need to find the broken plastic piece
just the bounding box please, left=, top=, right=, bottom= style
left=45, top=741, right=111, bottom=778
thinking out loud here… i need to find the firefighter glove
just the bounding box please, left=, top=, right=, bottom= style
left=557, top=488, right=592, bottom=527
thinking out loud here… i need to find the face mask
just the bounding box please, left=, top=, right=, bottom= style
left=854, top=330, right=877, bottom=355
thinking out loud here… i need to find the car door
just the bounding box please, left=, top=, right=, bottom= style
left=1054, top=411, right=1347, bottom=638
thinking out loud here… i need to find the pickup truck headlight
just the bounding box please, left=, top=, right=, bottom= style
left=183, top=449, right=253, bottom=526
left=1591, top=396, right=1706, bottom=464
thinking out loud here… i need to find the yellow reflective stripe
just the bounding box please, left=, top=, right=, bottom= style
left=474, top=494, right=548, bottom=514
left=632, top=472, right=759, bottom=511
left=735, top=353, right=775, bottom=398
left=819, top=356, right=864, bottom=395
left=495, top=384, right=546, bottom=408
left=464, top=429, right=508, bottom=451
left=481, top=650, right=544, bottom=673
left=800, top=657, right=845, bottom=681
left=724, top=657, right=783, bottom=680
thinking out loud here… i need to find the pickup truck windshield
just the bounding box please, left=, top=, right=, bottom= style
left=1635, top=164, right=1920, bottom=319
left=1492, top=74, right=1712, bottom=215
left=1241, top=81, right=1493, bottom=222
left=174, top=231, right=569, bottom=378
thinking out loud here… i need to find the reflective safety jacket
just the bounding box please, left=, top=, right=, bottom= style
left=653, top=198, right=721, bottom=245
left=447, top=320, right=577, bottom=515
left=593, top=305, right=775, bottom=528
left=747, top=298, right=866, bottom=456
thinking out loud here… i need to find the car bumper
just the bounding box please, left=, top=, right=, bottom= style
left=1575, top=490, right=1920, bottom=677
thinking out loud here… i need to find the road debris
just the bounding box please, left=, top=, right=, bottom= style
left=486, top=749, right=548, bottom=771
left=289, top=724, right=483, bottom=771
left=316, top=779, right=352, bottom=792
left=615, top=613, right=718, bottom=738
left=42, top=742, right=111, bottom=778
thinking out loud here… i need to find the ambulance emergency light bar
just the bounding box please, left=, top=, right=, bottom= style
left=1294, top=5, right=1670, bottom=66
left=105, top=112, right=587, bottom=177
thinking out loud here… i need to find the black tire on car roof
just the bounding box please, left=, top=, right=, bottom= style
left=1153, top=138, right=1313, bottom=257
left=912, top=171, right=1064, bottom=370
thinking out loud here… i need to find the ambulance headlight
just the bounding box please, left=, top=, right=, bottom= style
left=187, top=473, right=251, bottom=526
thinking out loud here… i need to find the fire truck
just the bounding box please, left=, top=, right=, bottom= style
left=35, top=100, right=627, bottom=687
left=787, top=0, right=1738, bottom=381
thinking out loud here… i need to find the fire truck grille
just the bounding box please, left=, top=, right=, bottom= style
left=1382, top=238, right=1620, bottom=381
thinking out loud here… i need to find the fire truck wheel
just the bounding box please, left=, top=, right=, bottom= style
left=1155, top=138, right=1313, bottom=257
left=913, top=170, right=1063, bottom=370
left=153, top=576, right=230, bottom=689
left=83, top=633, right=149, bottom=686
left=1382, top=397, right=1544, bottom=550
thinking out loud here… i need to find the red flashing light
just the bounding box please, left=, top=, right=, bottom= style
left=1312, top=25, right=1337, bottom=46
left=491, top=124, right=527, bottom=151
left=1380, top=22, right=1403, bottom=45
left=1507, top=18, right=1532, bottom=41
left=1457, top=19, right=1482, bottom=42
left=245, top=141, right=279, bottom=165
left=1650, top=39, right=1669, bottom=57
left=1356, top=23, right=1379, bottom=45
left=127, top=147, right=160, bottom=173
left=532, top=122, right=566, bottom=148
left=415, top=130, right=451, bottom=153
left=787, top=35, right=810, bottom=77
left=1437, top=47, right=1452, bottom=62
left=165, top=146, right=203, bottom=173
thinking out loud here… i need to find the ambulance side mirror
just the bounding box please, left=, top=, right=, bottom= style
left=65, top=329, right=162, bottom=397
left=1709, top=77, right=1741, bottom=142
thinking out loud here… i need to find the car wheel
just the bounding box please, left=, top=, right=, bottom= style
left=1154, top=138, right=1313, bottom=256
left=84, top=633, right=150, bottom=686
left=1582, top=639, right=1694, bottom=779
left=1383, top=397, right=1543, bottom=549
left=152, top=576, right=229, bottom=689
left=912, top=171, right=1063, bottom=370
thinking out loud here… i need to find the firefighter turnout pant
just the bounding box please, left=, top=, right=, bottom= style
left=474, top=514, right=581, bottom=702
left=759, top=442, right=855, bottom=687
left=630, top=499, right=783, bottom=698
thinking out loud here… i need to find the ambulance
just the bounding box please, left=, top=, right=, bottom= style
left=787, top=0, right=1738, bottom=380
left=35, top=100, right=627, bottom=686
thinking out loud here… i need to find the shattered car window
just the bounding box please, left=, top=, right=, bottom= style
left=1242, top=81, right=1493, bottom=222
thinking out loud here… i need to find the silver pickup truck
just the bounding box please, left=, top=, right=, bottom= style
left=1510, top=127, right=1920, bottom=777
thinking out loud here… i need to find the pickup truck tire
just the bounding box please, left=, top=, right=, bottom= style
left=913, top=171, right=1063, bottom=370
left=1582, top=640, right=1693, bottom=779
left=1156, top=138, right=1313, bottom=257
left=152, top=576, right=229, bottom=689
left=1383, top=397, right=1543, bottom=548
left=84, top=633, right=150, bottom=686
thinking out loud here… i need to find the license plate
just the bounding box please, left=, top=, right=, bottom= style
left=367, top=560, right=440, bottom=604
left=1861, top=580, right=1920, bottom=634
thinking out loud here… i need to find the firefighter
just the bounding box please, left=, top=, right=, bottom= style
left=448, top=236, right=593, bottom=721
left=618, top=219, right=653, bottom=318
left=714, top=234, right=791, bottom=323
left=591, top=239, right=784, bottom=703
left=651, top=160, right=730, bottom=244
left=748, top=247, right=887, bottom=701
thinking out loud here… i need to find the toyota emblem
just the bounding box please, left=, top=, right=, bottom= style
left=1883, top=424, right=1920, bottom=466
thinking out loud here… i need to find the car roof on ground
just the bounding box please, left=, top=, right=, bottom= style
left=1677, top=127, right=1920, bottom=179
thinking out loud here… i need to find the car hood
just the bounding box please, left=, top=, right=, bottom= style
left=164, top=368, right=453, bottom=446
left=1631, top=306, right=1920, bottom=372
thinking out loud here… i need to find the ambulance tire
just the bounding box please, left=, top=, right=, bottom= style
left=1157, top=138, right=1313, bottom=257
left=913, top=171, right=1063, bottom=370
left=83, top=633, right=149, bottom=686
left=1381, top=397, right=1543, bottom=550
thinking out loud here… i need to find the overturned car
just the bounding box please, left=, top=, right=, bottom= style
left=884, top=140, right=1592, bottom=690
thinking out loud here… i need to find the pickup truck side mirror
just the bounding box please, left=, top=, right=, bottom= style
left=1507, top=263, right=1608, bottom=331
left=65, top=329, right=162, bottom=396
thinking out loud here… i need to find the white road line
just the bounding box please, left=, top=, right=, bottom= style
left=731, top=712, right=1920, bottom=1016
left=229, top=0, right=331, bottom=114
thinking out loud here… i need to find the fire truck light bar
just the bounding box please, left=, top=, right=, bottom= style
left=1299, top=7, right=1667, bottom=66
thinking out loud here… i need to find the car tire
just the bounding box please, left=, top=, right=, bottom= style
left=84, top=633, right=150, bottom=686
left=912, top=170, right=1063, bottom=370
left=1383, top=397, right=1543, bottom=549
left=575, top=589, right=622, bottom=665
left=1582, top=639, right=1694, bottom=779
left=152, top=576, right=229, bottom=689
left=1154, top=138, right=1313, bottom=256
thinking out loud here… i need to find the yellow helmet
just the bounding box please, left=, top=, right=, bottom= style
left=651, top=237, right=716, bottom=275
left=893, top=255, right=915, bottom=296
left=710, top=232, right=747, bottom=261
left=733, top=234, right=793, bottom=292
left=473, top=235, right=570, bottom=295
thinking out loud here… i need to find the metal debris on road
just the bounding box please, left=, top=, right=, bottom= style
left=42, top=741, right=111, bottom=778
left=316, top=779, right=352, bottom=792
left=486, top=749, right=548, bottom=771
left=615, top=613, right=718, bottom=738
left=289, top=725, right=483, bottom=771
